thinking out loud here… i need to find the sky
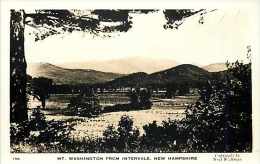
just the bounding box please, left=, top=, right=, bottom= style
left=24, top=9, right=252, bottom=66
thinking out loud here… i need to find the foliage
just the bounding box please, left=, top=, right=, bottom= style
left=28, top=107, right=47, bottom=131
left=163, top=9, right=217, bottom=29
left=182, top=58, right=252, bottom=152
left=139, top=89, right=152, bottom=108
left=129, top=89, right=139, bottom=107
left=10, top=121, right=30, bottom=144
left=25, top=10, right=156, bottom=41
left=31, top=77, right=53, bottom=108
left=129, top=88, right=152, bottom=109
left=11, top=109, right=74, bottom=148
left=102, top=115, right=140, bottom=152
left=102, top=125, right=119, bottom=151
left=164, top=10, right=203, bottom=29
left=25, top=9, right=204, bottom=41
left=103, top=88, right=152, bottom=113
left=142, top=121, right=168, bottom=148
left=31, top=120, right=73, bottom=144
left=178, top=82, right=190, bottom=96
left=66, top=89, right=101, bottom=117
left=165, top=84, right=177, bottom=98
left=165, top=82, right=190, bottom=98
left=141, top=119, right=190, bottom=152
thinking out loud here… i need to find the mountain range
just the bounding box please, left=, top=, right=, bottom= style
left=27, top=62, right=227, bottom=86
left=56, top=57, right=179, bottom=74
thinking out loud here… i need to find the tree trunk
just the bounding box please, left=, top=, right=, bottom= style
left=41, top=98, right=46, bottom=109
left=10, top=10, right=28, bottom=123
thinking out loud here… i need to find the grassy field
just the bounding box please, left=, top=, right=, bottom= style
left=28, top=94, right=198, bottom=140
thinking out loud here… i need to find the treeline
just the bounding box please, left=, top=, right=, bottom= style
left=28, top=79, right=206, bottom=95
left=27, top=76, right=206, bottom=110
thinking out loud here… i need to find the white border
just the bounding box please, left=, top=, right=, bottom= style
left=1, top=0, right=260, bottom=164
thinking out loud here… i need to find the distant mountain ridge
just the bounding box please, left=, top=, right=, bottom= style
left=57, top=56, right=179, bottom=74
left=202, top=63, right=227, bottom=72
left=27, top=62, right=123, bottom=85
left=28, top=62, right=224, bottom=86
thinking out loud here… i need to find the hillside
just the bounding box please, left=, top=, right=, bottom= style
left=105, top=72, right=149, bottom=87
left=27, top=63, right=123, bottom=85
left=105, top=64, right=212, bottom=88
left=148, top=64, right=211, bottom=84
left=57, top=56, right=179, bottom=74
left=202, top=63, right=227, bottom=72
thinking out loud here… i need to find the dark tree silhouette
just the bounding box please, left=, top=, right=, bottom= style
left=129, top=89, right=139, bottom=107
left=178, top=82, right=190, bottom=96
left=31, top=77, right=53, bottom=109
left=139, top=89, right=152, bottom=108
left=163, top=9, right=215, bottom=29
left=165, top=83, right=177, bottom=98
left=10, top=10, right=27, bottom=123
left=128, top=88, right=152, bottom=109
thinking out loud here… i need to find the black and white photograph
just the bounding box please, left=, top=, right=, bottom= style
left=1, top=1, right=260, bottom=163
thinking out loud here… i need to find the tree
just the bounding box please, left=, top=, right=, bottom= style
left=163, top=9, right=207, bottom=29
left=113, top=115, right=140, bottom=151
left=139, top=89, right=152, bottom=108
left=129, top=88, right=152, bottom=109
left=67, top=87, right=101, bottom=117
left=10, top=10, right=27, bottom=123
left=184, top=53, right=252, bottom=152
left=178, top=83, right=190, bottom=96
left=31, top=77, right=53, bottom=109
left=129, top=89, right=139, bottom=107
left=165, top=83, right=177, bottom=98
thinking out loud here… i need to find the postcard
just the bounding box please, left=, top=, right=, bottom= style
left=1, top=0, right=260, bottom=163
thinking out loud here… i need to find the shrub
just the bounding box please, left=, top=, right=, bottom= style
left=67, top=95, right=101, bottom=117
left=11, top=109, right=74, bottom=150
left=129, top=88, right=152, bottom=109
left=102, top=115, right=140, bottom=152
left=142, top=121, right=165, bottom=147
left=10, top=121, right=30, bottom=144
left=117, top=115, right=140, bottom=151
left=28, top=107, right=47, bottom=131
left=102, top=125, right=119, bottom=151
left=142, top=119, right=182, bottom=152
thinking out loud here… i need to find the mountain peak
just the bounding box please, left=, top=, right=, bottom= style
left=57, top=57, right=179, bottom=74
left=27, top=63, right=123, bottom=85
left=106, top=64, right=212, bottom=87
left=202, top=63, right=227, bottom=72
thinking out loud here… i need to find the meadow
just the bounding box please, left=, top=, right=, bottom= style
left=28, top=93, right=198, bottom=140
